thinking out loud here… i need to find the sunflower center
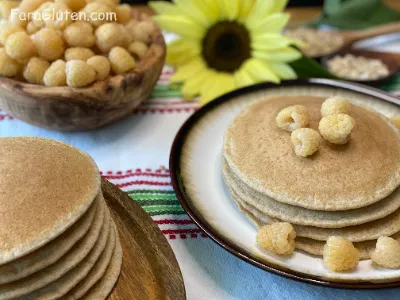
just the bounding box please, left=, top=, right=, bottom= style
left=202, top=21, right=251, bottom=73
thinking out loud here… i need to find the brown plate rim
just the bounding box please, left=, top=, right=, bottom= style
left=101, top=178, right=186, bottom=299
left=169, top=79, right=400, bottom=290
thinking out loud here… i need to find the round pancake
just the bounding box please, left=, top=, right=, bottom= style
left=0, top=198, right=107, bottom=300
left=0, top=137, right=101, bottom=265
left=230, top=186, right=400, bottom=242
left=224, top=96, right=400, bottom=211
left=223, top=158, right=400, bottom=228
left=239, top=200, right=400, bottom=260
left=0, top=194, right=99, bottom=284
left=22, top=217, right=115, bottom=300
left=65, top=222, right=117, bottom=299
left=83, top=226, right=122, bottom=300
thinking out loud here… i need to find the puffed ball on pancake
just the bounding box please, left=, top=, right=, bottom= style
left=276, top=105, right=309, bottom=132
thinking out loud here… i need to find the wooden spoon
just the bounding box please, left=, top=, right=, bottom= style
left=310, top=22, right=400, bottom=60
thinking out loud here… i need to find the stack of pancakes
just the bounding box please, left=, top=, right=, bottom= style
left=223, top=96, right=400, bottom=259
left=0, top=137, right=122, bottom=299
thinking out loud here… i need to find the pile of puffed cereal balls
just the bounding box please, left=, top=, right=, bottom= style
left=0, top=0, right=156, bottom=87
left=275, top=96, right=355, bottom=157
left=257, top=217, right=400, bottom=272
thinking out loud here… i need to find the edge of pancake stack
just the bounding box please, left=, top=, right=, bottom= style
left=222, top=96, right=400, bottom=260
left=0, top=137, right=122, bottom=300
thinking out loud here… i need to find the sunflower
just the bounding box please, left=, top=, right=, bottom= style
left=150, top=0, right=302, bottom=106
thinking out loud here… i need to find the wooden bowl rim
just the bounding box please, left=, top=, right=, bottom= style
left=0, top=16, right=166, bottom=104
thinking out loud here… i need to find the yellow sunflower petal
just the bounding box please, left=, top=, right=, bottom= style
left=251, top=33, right=291, bottom=50
left=238, top=0, right=256, bottom=21
left=181, top=69, right=211, bottom=101
left=249, top=13, right=290, bottom=34
left=174, top=0, right=211, bottom=27
left=245, top=0, right=276, bottom=30
left=252, top=47, right=302, bottom=62
left=200, top=73, right=236, bottom=106
left=149, top=1, right=181, bottom=15
left=203, top=0, right=221, bottom=22
left=218, top=0, right=240, bottom=20
left=170, top=57, right=206, bottom=83
left=167, top=39, right=201, bottom=67
left=268, top=62, right=297, bottom=79
left=242, top=58, right=280, bottom=83
left=234, top=68, right=257, bottom=88
left=271, top=0, right=289, bottom=14
left=153, top=15, right=206, bottom=40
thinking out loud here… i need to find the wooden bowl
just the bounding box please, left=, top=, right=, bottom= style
left=0, top=16, right=166, bottom=131
left=321, top=49, right=399, bottom=86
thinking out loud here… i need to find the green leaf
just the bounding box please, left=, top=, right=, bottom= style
left=308, top=0, right=400, bottom=30
left=289, top=55, right=338, bottom=79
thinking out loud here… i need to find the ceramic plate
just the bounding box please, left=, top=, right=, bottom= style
left=170, top=79, right=400, bottom=289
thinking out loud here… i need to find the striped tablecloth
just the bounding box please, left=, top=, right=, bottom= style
left=1, top=66, right=400, bottom=299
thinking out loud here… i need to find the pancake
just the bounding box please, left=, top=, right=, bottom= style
left=237, top=199, right=400, bottom=260
left=230, top=186, right=400, bottom=242
left=224, top=96, right=400, bottom=211
left=22, top=215, right=115, bottom=300
left=65, top=222, right=117, bottom=299
left=82, top=226, right=122, bottom=300
left=223, top=158, right=400, bottom=228
left=0, top=137, right=101, bottom=265
left=0, top=194, right=98, bottom=284
left=0, top=198, right=107, bottom=300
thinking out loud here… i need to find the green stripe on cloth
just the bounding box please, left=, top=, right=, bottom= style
left=147, top=210, right=187, bottom=216
left=150, top=84, right=182, bottom=98
left=144, top=205, right=184, bottom=212
left=136, top=199, right=180, bottom=206
left=130, top=193, right=177, bottom=200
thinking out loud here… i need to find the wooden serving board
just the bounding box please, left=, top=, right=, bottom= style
left=101, top=178, right=186, bottom=299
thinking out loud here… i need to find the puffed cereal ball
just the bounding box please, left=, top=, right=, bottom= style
left=319, top=114, right=355, bottom=145
left=256, top=222, right=296, bottom=256
left=390, top=116, right=400, bottom=129
left=93, top=0, right=118, bottom=8
left=81, top=2, right=115, bottom=27
left=5, top=32, right=36, bottom=61
left=34, top=28, right=65, bottom=61
left=26, top=21, right=41, bottom=34
left=0, top=47, right=21, bottom=77
left=130, top=23, right=150, bottom=44
left=0, top=1, right=19, bottom=19
left=321, top=96, right=351, bottom=117
left=8, top=8, right=29, bottom=28
left=95, top=23, right=130, bottom=53
left=115, top=4, right=131, bottom=24
left=0, top=23, right=24, bottom=45
left=128, top=41, right=148, bottom=58
left=136, top=20, right=156, bottom=36
left=371, top=237, right=400, bottom=269
left=23, top=57, right=50, bottom=84
left=43, top=59, right=66, bottom=86
left=66, top=60, right=96, bottom=87
left=125, top=19, right=138, bottom=33
left=55, top=0, right=86, bottom=12
left=19, top=0, right=48, bottom=13
left=64, top=21, right=96, bottom=48
left=276, top=105, right=309, bottom=132
left=291, top=128, right=322, bottom=157
left=87, top=55, right=110, bottom=81
left=108, top=46, right=135, bottom=74
left=42, top=2, right=73, bottom=30
left=64, top=47, right=94, bottom=61
left=323, top=236, right=360, bottom=272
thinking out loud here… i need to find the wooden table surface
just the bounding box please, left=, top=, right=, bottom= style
left=135, top=0, right=400, bottom=26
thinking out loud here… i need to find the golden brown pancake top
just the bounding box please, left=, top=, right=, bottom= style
left=224, top=96, right=400, bottom=211
left=0, top=137, right=100, bottom=263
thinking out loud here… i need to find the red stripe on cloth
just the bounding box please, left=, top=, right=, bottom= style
left=143, top=100, right=196, bottom=106
left=116, top=180, right=171, bottom=188
left=103, top=172, right=170, bottom=179
left=101, top=168, right=170, bottom=175
left=133, top=107, right=197, bottom=114
left=154, top=219, right=194, bottom=225
left=162, top=229, right=203, bottom=234
left=164, top=233, right=208, bottom=240
left=0, top=114, right=14, bottom=121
